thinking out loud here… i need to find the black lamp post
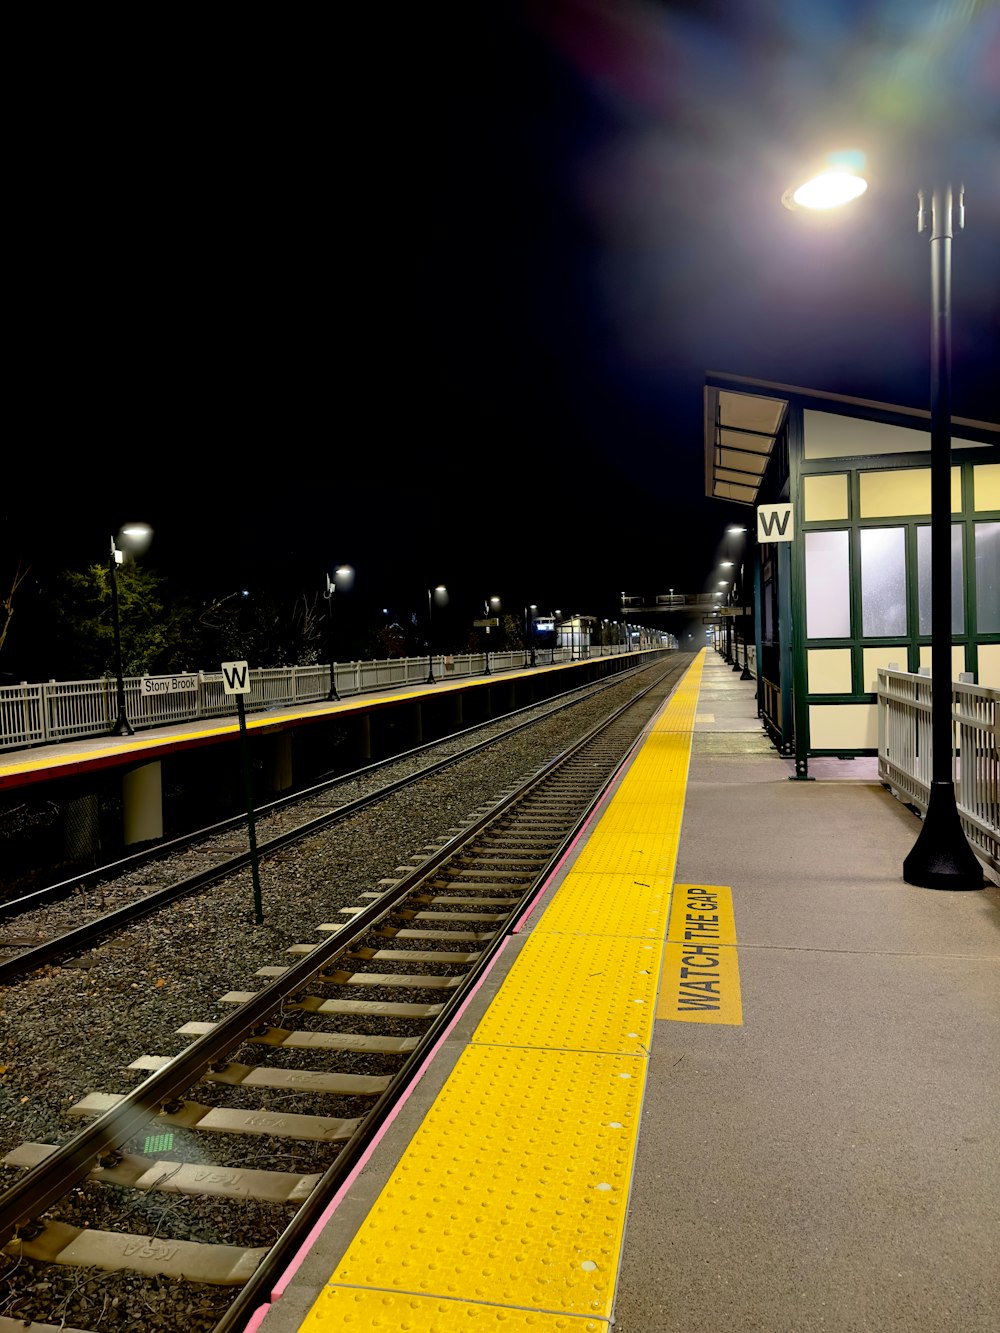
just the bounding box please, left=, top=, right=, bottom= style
left=902, top=183, right=981, bottom=888
left=323, top=563, right=354, bottom=701
left=783, top=163, right=981, bottom=889
left=426, top=584, right=447, bottom=684
left=524, top=603, right=537, bottom=668
left=484, top=595, right=500, bottom=675
left=106, top=522, right=152, bottom=737
left=108, top=536, right=133, bottom=737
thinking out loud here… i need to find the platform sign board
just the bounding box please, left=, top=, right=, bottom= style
left=221, top=661, right=251, bottom=695
left=141, top=674, right=198, bottom=696
left=473, top=618, right=499, bottom=628
left=220, top=659, right=261, bottom=923
left=757, top=503, right=794, bottom=543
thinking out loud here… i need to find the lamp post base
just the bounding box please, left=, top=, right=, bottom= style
left=903, top=782, right=984, bottom=889
left=110, top=715, right=134, bottom=737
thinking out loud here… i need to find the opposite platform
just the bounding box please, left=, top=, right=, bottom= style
left=255, top=651, right=1000, bottom=1332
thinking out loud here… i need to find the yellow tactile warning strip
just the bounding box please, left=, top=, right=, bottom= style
left=304, top=1285, right=607, bottom=1329
left=658, top=884, right=743, bottom=1025
left=300, top=652, right=706, bottom=1330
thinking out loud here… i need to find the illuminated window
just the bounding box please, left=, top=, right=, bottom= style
left=805, top=530, right=850, bottom=638
left=860, top=528, right=906, bottom=637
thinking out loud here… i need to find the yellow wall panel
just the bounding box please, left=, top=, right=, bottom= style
left=863, top=647, right=908, bottom=692
left=859, top=466, right=961, bottom=517
left=809, top=703, right=877, bottom=750
left=803, top=473, right=849, bottom=521
left=974, top=463, right=1000, bottom=512
left=977, top=644, right=1000, bottom=689
left=917, top=645, right=967, bottom=679
left=807, top=648, right=853, bottom=694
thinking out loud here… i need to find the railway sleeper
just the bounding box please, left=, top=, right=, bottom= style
left=251, top=965, right=463, bottom=990
left=176, top=1021, right=419, bottom=1054
left=246, top=991, right=444, bottom=1018
left=3, top=1219, right=266, bottom=1284
left=428, top=869, right=537, bottom=881
left=3, top=1142, right=320, bottom=1203
left=67, top=1092, right=363, bottom=1142
left=126, top=1055, right=392, bottom=1095
left=398, top=909, right=507, bottom=922
left=412, top=894, right=520, bottom=906
left=375, top=926, right=496, bottom=941
left=343, top=947, right=482, bottom=963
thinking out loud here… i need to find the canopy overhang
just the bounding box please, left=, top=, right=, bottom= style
left=704, top=370, right=998, bottom=507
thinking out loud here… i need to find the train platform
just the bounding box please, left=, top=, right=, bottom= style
left=0, top=657, right=606, bottom=792
left=0, top=671, right=503, bottom=791
left=246, top=649, right=999, bottom=1332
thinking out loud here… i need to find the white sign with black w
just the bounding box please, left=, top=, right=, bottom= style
left=221, top=660, right=251, bottom=695
left=757, top=503, right=794, bottom=543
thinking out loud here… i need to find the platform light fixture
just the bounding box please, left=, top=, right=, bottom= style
left=426, top=585, right=448, bottom=684
left=782, top=151, right=981, bottom=889
left=107, top=522, right=153, bottom=737
left=484, top=595, right=501, bottom=675
left=323, top=563, right=355, bottom=701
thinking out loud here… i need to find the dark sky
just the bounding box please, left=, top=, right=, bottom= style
left=8, top=0, right=1000, bottom=636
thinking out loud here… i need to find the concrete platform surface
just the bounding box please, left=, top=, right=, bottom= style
left=616, top=655, right=999, bottom=1332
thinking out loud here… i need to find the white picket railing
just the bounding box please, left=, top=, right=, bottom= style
left=0, top=644, right=652, bottom=753
left=877, top=667, right=1000, bottom=878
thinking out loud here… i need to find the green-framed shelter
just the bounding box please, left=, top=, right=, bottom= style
left=704, top=371, right=1000, bottom=779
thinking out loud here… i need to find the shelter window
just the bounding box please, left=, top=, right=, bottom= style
left=805, top=530, right=851, bottom=639
left=861, top=528, right=907, bottom=637
left=916, top=525, right=964, bottom=635
left=975, top=522, right=1000, bottom=634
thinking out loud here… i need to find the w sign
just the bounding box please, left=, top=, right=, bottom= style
left=221, top=660, right=251, bottom=695
left=757, top=503, right=794, bottom=543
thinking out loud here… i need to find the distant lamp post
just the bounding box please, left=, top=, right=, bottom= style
left=524, top=603, right=538, bottom=667
left=323, top=563, right=355, bottom=700
left=426, top=584, right=447, bottom=683
left=783, top=154, right=981, bottom=890
left=107, top=522, right=152, bottom=737
left=484, top=595, right=500, bottom=675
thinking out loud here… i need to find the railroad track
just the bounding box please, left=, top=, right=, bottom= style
left=0, top=658, right=688, bottom=1333
left=0, top=662, right=663, bottom=983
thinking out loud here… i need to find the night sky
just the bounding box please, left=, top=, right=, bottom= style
left=6, top=1, right=999, bottom=659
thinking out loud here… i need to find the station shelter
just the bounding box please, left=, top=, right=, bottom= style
left=704, top=371, right=1000, bottom=778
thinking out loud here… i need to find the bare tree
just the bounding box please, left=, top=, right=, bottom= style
left=0, top=559, right=30, bottom=659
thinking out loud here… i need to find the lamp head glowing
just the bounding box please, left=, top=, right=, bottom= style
left=782, top=150, right=868, bottom=212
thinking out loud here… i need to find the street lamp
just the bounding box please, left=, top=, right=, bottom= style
left=323, top=563, right=354, bottom=701
left=524, top=604, right=537, bottom=668
left=783, top=158, right=981, bottom=890
left=426, top=584, right=447, bottom=683
left=725, top=530, right=754, bottom=681
left=484, top=595, right=500, bottom=675
left=107, top=522, right=152, bottom=737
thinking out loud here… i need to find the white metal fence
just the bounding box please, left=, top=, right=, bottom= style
left=877, top=667, right=1000, bottom=879
left=0, top=644, right=647, bottom=752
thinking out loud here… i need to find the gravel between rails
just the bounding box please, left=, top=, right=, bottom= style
left=0, top=659, right=688, bottom=1332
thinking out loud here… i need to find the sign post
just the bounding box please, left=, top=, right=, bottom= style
left=221, top=661, right=263, bottom=925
